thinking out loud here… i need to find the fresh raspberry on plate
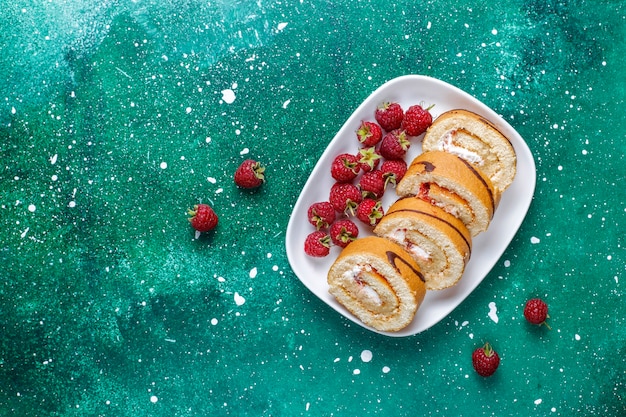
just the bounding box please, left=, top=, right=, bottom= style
left=307, top=201, right=336, bottom=230
left=329, top=219, right=359, bottom=248
left=401, top=103, right=433, bottom=136
left=356, top=198, right=384, bottom=227
left=304, top=230, right=331, bottom=257
left=379, top=129, right=410, bottom=160
left=381, top=159, right=408, bottom=188
left=329, top=182, right=362, bottom=216
left=357, top=146, right=382, bottom=173
left=358, top=170, right=385, bottom=199
left=331, top=153, right=361, bottom=182
left=375, top=101, right=404, bottom=131
left=356, top=120, right=383, bottom=147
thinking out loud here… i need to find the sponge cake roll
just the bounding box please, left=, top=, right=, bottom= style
left=422, top=109, right=517, bottom=192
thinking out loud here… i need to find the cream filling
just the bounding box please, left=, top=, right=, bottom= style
left=388, top=229, right=431, bottom=261
left=438, top=130, right=483, bottom=165
left=429, top=199, right=462, bottom=219
left=342, top=265, right=382, bottom=306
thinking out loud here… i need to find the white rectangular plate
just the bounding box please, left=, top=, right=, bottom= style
left=285, top=75, right=536, bottom=337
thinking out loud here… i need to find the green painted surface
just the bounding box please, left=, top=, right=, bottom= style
left=1, top=1, right=625, bottom=415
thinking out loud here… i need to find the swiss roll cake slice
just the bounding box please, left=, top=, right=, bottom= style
left=396, top=150, right=500, bottom=236
left=327, top=236, right=426, bottom=332
left=374, top=197, right=472, bottom=290
left=422, top=109, right=517, bottom=192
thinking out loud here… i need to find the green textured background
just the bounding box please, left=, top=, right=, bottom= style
left=1, top=1, right=625, bottom=416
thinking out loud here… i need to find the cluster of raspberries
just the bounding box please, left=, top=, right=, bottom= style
left=304, top=101, right=433, bottom=257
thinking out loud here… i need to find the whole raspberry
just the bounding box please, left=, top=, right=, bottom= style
left=356, top=198, right=384, bottom=227
left=307, top=201, right=336, bottom=230
left=381, top=159, right=408, bottom=188
left=356, top=121, right=383, bottom=147
left=375, top=102, right=404, bottom=131
left=524, top=298, right=551, bottom=329
left=401, top=104, right=433, bottom=136
left=329, top=182, right=362, bottom=216
left=357, top=146, right=382, bottom=173
left=330, top=153, right=361, bottom=182
left=234, top=159, right=265, bottom=189
left=329, top=219, right=359, bottom=248
left=304, top=231, right=331, bottom=257
left=472, top=342, right=500, bottom=377
left=379, top=129, right=410, bottom=160
left=358, top=170, right=385, bottom=199
left=187, top=204, right=219, bottom=232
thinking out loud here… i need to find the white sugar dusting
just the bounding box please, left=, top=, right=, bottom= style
left=249, top=267, right=258, bottom=278
left=277, top=22, right=288, bottom=31
left=531, top=236, right=540, bottom=244
left=240, top=148, right=250, bottom=155
left=221, top=89, right=236, bottom=104
left=234, top=292, right=246, bottom=306
left=360, top=350, right=373, bottom=363
left=488, top=302, right=499, bottom=323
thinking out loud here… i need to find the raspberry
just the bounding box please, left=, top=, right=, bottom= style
left=356, top=198, right=384, bottom=227
left=329, top=182, right=362, bottom=216
left=329, top=219, right=359, bottom=248
left=304, top=231, right=331, bottom=257
left=524, top=298, right=551, bottom=329
left=472, top=342, right=500, bottom=377
left=187, top=204, right=219, bottom=232
left=375, top=102, right=404, bottom=131
left=357, top=146, right=382, bottom=173
left=401, top=104, right=433, bottom=136
left=234, top=159, right=265, bottom=188
left=356, top=121, right=383, bottom=147
left=330, top=153, right=361, bottom=182
left=381, top=159, right=408, bottom=188
left=379, top=129, right=410, bottom=160
left=307, top=201, right=336, bottom=230
left=358, top=170, right=385, bottom=199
